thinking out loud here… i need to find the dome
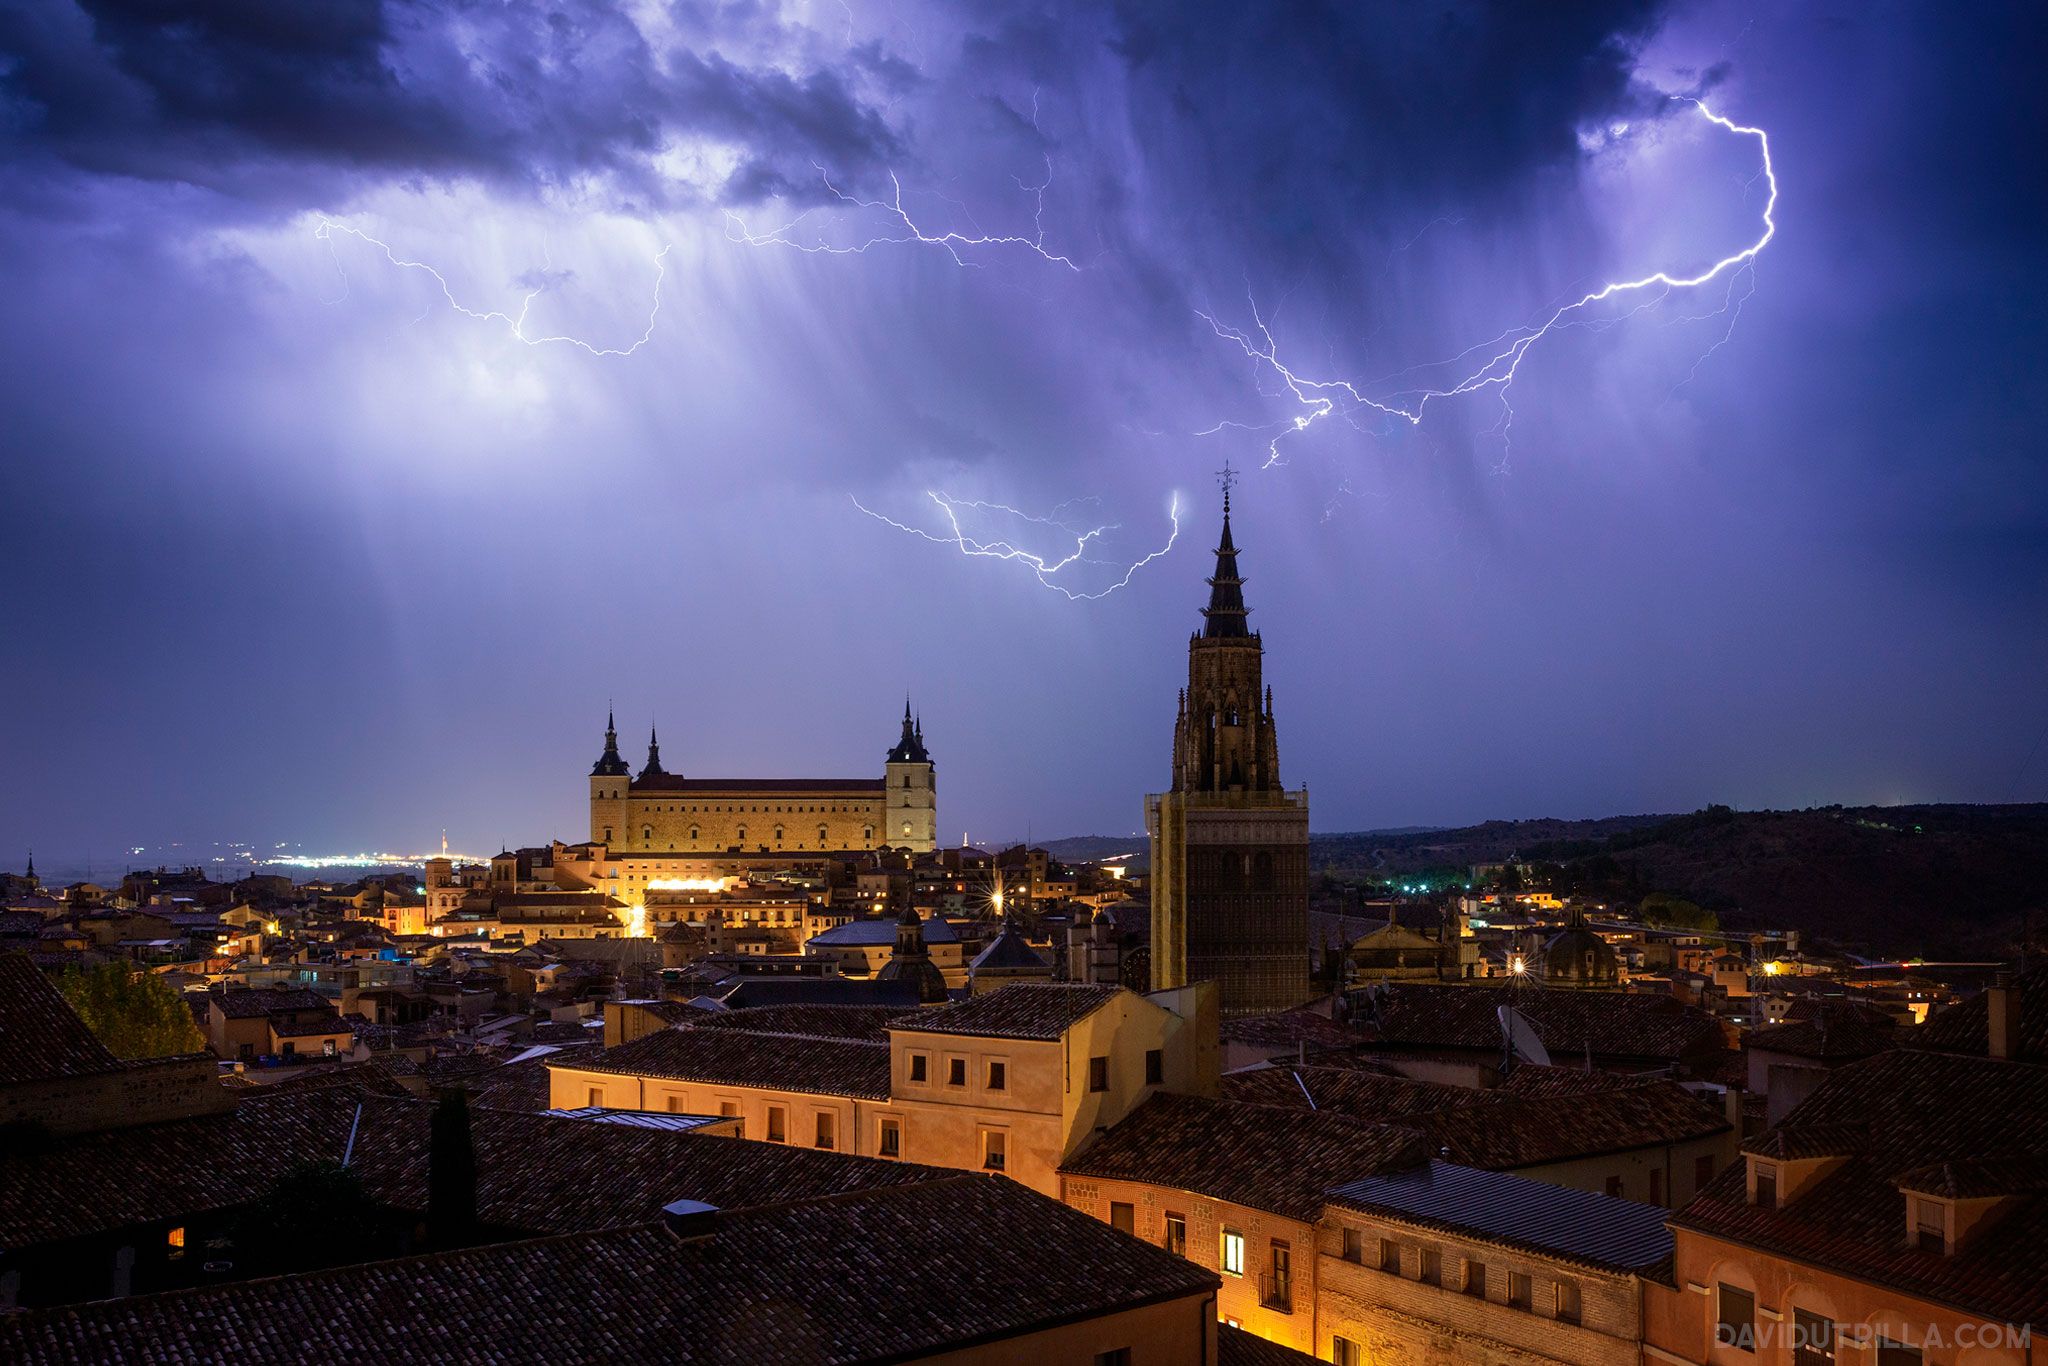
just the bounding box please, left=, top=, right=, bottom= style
left=1541, top=913, right=1619, bottom=988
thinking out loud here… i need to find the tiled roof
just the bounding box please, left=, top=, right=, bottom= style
left=686, top=1003, right=915, bottom=1043
left=1218, top=1323, right=1326, bottom=1366
left=0, top=1175, right=1217, bottom=1365
left=1674, top=1048, right=2048, bottom=1324
left=1222, top=1062, right=1729, bottom=1169
left=0, top=953, right=121, bottom=1084
left=717, top=976, right=929, bottom=1010
left=1218, top=1006, right=1366, bottom=1055
left=1062, top=1093, right=1427, bottom=1222
left=566, top=1023, right=892, bottom=1099
left=893, top=982, right=1122, bottom=1041
left=209, top=987, right=332, bottom=1019
left=0, top=1090, right=945, bottom=1249
left=1910, top=963, right=2048, bottom=1062
left=1747, top=1002, right=1896, bottom=1061
left=628, top=774, right=886, bottom=794
left=1350, top=982, right=1729, bottom=1064
left=1893, top=1156, right=2047, bottom=1200
left=1740, top=1122, right=1866, bottom=1160
left=969, top=923, right=1050, bottom=971
left=268, top=1014, right=353, bottom=1039
left=1329, top=1161, right=1675, bottom=1273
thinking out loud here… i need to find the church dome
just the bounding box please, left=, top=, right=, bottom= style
left=1541, top=913, right=1619, bottom=988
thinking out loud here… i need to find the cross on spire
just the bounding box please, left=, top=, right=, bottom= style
left=1216, top=461, right=1238, bottom=515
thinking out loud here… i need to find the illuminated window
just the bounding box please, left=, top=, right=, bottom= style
left=166, top=1226, right=186, bottom=1259
left=1164, top=1212, right=1186, bottom=1257
left=984, top=1130, right=1007, bottom=1172
left=986, top=1060, right=1006, bottom=1091
left=1221, top=1228, right=1245, bottom=1276
left=879, top=1118, right=901, bottom=1158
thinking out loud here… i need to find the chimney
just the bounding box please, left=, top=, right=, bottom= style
left=1987, top=971, right=2021, bottom=1061
left=662, top=1197, right=720, bottom=1241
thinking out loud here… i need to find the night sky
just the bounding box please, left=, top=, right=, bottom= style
left=3, top=2, right=2044, bottom=863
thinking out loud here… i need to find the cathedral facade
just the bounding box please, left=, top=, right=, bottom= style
left=587, top=704, right=937, bottom=855
left=1147, top=481, right=1312, bottom=1014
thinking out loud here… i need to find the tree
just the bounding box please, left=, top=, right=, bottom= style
left=1639, top=892, right=1720, bottom=934
left=56, top=962, right=206, bottom=1059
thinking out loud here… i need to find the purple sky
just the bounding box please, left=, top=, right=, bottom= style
left=2, top=1, right=2044, bottom=862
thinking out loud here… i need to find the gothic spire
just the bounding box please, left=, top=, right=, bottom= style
left=639, top=723, right=666, bottom=780
left=1200, top=465, right=1250, bottom=638
left=591, top=706, right=629, bottom=777
left=889, top=697, right=930, bottom=764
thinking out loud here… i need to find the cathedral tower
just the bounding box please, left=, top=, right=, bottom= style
left=589, top=708, right=630, bottom=846
left=884, top=701, right=938, bottom=853
left=1147, top=473, right=1310, bottom=1013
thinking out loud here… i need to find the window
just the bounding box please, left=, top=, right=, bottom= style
left=1716, top=1284, right=1756, bottom=1353
left=815, top=1111, right=835, bottom=1150
left=1164, top=1213, right=1186, bottom=1257
left=1754, top=1162, right=1778, bottom=1209
left=1555, top=1278, right=1581, bottom=1324
left=1418, top=1247, right=1441, bottom=1286
left=1221, top=1228, right=1245, bottom=1276
left=948, top=1057, right=967, bottom=1087
left=909, top=1053, right=928, bottom=1083
left=586, top=1087, right=603, bottom=1108
left=719, top=1101, right=742, bottom=1137
left=1696, top=1154, right=1717, bottom=1189
left=1605, top=1175, right=1624, bottom=1198
left=166, top=1226, right=185, bottom=1260
left=766, top=1106, right=786, bottom=1142
left=1145, top=1048, right=1164, bottom=1085
left=1875, top=1337, right=1922, bottom=1366
left=987, top=1060, right=1006, bottom=1091
left=1109, top=1201, right=1134, bottom=1233
left=1341, top=1227, right=1364, bottom=1263
left=1464, top=1259, right=1487, bottom=1298
left=1095, top=1351, right=1131, bottom=1366
left=1793, top=1309, right=1835, bottom=1366
left=1508, top=1271, right=1532, bottom=1310
left=1913, top=1197, right=1945, bottom=1251
left=1379, top=1238, right=1401, bottom=1273
left=1650, top=1169, right=1664, bottom=1206
left=1089, top=1056, right=1109, bottom=1092
left=879, top=1118, right=900, bottom=1158
left=1265, top=1241, right=1292, bottom=1311
left=1332, top=1339, right=1361, bottom=1366
left=984, top=1130, right=1008, bottom=1172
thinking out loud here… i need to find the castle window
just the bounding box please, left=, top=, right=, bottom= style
left=641, top=826, right=652, bottom=841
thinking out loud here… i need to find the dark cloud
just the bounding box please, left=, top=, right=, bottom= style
left=0, top=0, right=904, bottom=206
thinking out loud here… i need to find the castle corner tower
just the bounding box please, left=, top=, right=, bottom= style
left=1147, top=473, right=1310, bottom=1013
left=884, top=701, right=938, bottom=852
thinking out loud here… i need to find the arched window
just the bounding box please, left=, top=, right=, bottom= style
left=641, top=826, right=653, bottom=842
left=1252, top=851, right=1275, bottom=891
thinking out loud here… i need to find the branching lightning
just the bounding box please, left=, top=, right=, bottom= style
left=723, top=161, right=1079, bottom=270
left=314, top=219, right=670, bottom=356
left=850, top=491, right=1181, bottom=599
left=1199, top=100, right=1778, bottom=467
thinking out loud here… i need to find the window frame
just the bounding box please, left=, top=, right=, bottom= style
left=1088, top=1055, right=1109, bottom=1093
left=1221, top=1227, right=1246, bottom=1277
left=1144, top=1048, right=1164, bottom=1085
left=1716, top=1283, right=1756, bottom=1354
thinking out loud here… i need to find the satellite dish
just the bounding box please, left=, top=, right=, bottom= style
left=1497, top=1005, right=1552, bottom=1069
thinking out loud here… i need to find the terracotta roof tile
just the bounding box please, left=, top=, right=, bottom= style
left=0, top=953, right=120, bottom=1084
left=1062, top=1093, right=1427, bottom=1222
left=568, top=1024, right=892, bottom=1099
left=892, top=981, right=1122, bottom=1041
left=0, top=1176, right=1217, bottom=1365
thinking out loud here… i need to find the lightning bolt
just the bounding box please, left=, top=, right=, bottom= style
left=724, top=160, right=1079, bottom=271
left=851, top=491, right=1181, bottom=600
left=1199, top=99, right=1778, bottom=467
left=313, top=219, right=670, bottom=357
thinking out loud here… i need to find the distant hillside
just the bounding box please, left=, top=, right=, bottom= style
left=1048, top=804, right=2048, bottom=959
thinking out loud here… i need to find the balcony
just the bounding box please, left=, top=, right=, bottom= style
left=1258, top=1272, right=1293, bottom=1313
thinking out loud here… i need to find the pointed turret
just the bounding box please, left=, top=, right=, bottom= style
left=1200, top=476, right=1250, bottom=638
left=888, top=698, right=929, bottom=763
left=591, top=708, right=629, bottom=777
left=639, top=724, right=666, bottom=780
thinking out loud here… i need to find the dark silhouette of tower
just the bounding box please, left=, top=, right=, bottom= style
left=1147, top=469, right=1310, bottom=1014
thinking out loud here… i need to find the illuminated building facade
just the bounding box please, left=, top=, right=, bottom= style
left=586, top=703, right=936, bottom=855
left=1148, top=481, right=1311, bottom=1014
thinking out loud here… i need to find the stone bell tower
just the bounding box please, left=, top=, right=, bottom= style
left=884, top=701, right=937, bottom=853
left=1148, top=469, right=1310, bottom=1013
